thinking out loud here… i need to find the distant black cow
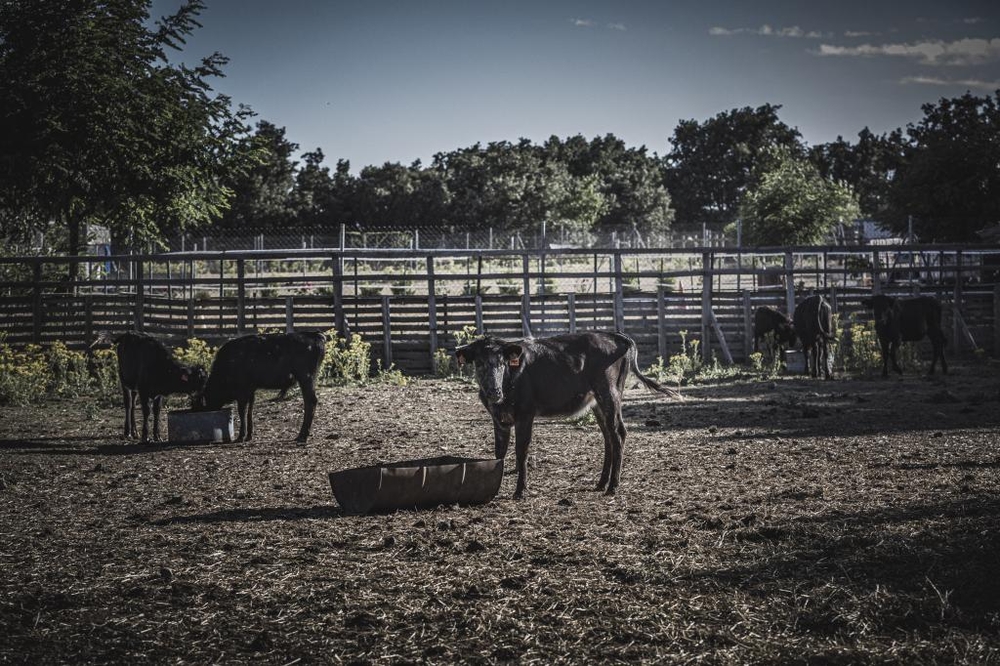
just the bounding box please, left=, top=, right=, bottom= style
left=456, top=331, right=680, bottom=499
left=115, top=332, right=207, bottom=443
left=193, top=332, right=326, bottom=443
left=793, top=295, right=835, bottom=379
left=860, top=294, right=947, bottom=377
left=753, top=306, right=797, bottom=356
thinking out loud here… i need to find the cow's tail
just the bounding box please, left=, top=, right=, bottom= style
left=817, top=298, right=837, bottom=341
left=618, top=333, right=683, bottom=401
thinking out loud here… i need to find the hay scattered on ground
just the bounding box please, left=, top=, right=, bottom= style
left=2, top=366, right=999, bottom=663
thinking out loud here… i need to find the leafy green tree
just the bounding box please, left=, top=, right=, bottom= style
left=0, top=0, right=256, bottom=266
left=884, top=92, right=1000, bottom=242
left=809, top=128, right=905, bottom=221
left=738, top=147, right=860, bottom=246
left=664, top=104, right=804, bottom=230
left=217, top=121, right=298, bottom=229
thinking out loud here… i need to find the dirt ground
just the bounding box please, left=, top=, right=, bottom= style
left=1, top=362, right=999, bottom=664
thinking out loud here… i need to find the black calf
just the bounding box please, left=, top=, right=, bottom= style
left=193, top=332, right=326, bottom=443
left=860, top=294, right=947, bottom=377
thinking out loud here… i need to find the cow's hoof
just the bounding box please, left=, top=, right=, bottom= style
left=604, top=487, right=617, bottom=497
left=594, top=483, right=607, bottom=492
left=295, top=437, right=308, bottom=446
left=513, top=491, right=525, bottom=500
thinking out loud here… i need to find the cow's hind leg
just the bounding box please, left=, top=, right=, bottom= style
left=122, top=388, right=137, bottom=438
left=591, top=402, right=614, bottom=491
left=879, top=339, right=891, bottom=377
left=928, top=331, right=947, bottom=374
left=606, top=402, right=628, bottom=495
left=295, top=381, right=318, bottom=443
left=139, top=393, right=153, bottom=443
left=151, top=395, right=164, bottom=441
left=245, top=393, right=257, bottom=441
left=889, top=341, right=903, bottom=375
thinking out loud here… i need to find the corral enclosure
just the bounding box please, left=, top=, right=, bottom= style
left=1, top=369, right=999, bottom=663
left=2, top=244, right=1000, bottom=372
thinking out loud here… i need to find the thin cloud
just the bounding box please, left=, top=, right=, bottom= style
left=818, top=37, right=1000, bottom=65
left=571, top=18, right=595, bottom=28
left=845, top=30, right=879, bottom=38
left=608, top=23, right=626, bottom=31
left=959, top=17, right=984, bottom=25
left=710, top=24, right=825, bottom=39
left=901, top=75, right=1000, bottom=90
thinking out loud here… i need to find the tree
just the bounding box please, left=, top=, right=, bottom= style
left=809, top=128, right=905, bottom=221
left=664, top=104, right=804, bottom=230
left=0, top=0, right=256, bottom=267
left=884, top=92, right=1000, bottom=242
left=217, top=121, right=299, bottom=229
left=738, top=148, right=860, bottom=246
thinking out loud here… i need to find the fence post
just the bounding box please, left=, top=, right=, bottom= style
left=427, top=256, right=438, bottom=367
left=236, top=258, right=246, bottom=335
left=521, top=254, right=530, bottom=297
left=701, top=251, right=712, bottom=362
left=742, top=290, right=752, bottom=360
left=871, top=250, right=882, bottom=294
left=784, top=251, right=795, bottom=318
left=953, top=250, right=963, bottom=353
left=994, top=284, right=1000, bottom=358
left=381, top=295, right=393, bottom=368
left=187, top=298, right=195, bottom=339
left=613, top=251, right=624, bottom=332
left=475, top=294, right=484, bottom=334
left=521, top=294, right=533, bottom=338
left=285, top=295, right=294, bottom=333
left=568, top=293, right=577, bottom=334
left=135, top=257, right=145, bottom=332
left=332, top=254, right=345, bottom=336
left=657, top=284, right=667, bottom=362
left=32, top=259, right=42, bottom=344
left=85, top=295, right=93, bottom=344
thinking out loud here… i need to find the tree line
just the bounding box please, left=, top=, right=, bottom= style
left=2, top=0, right=998, bottom=266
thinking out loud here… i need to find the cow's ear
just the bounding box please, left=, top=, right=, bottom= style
left=455, top=341, right=479, bottom=366
left=503, top=343, right=525, bottom=368
left=180, top=372, right=189, bottom=382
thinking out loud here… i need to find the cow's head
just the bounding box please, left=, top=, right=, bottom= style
left=455, top=337, right=524, bottom=405
left=777, top=322, right=798, bottom=348
left=861, top=294, right=896, bottom=327
left=183, top=366, right=208, bottom=393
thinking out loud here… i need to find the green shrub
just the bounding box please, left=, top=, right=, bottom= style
left=47, top=341, right=92, bottom=397
left=0, top=342, right=51, bottom=405
left=322, top=332, right=371, bottom=386
left=172, top=338, right=217, bottom=371
left=91, top=348, right=120, bottom=405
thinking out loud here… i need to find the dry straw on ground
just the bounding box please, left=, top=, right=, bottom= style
left=1, top=366, right=999, bottom=664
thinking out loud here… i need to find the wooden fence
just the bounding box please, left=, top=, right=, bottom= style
left=2, top=245, right=999, bottom=374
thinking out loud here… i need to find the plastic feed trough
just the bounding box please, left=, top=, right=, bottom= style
left=329, top=456, right=504, bottom=514
left=167, top=408, right=234, bottom=444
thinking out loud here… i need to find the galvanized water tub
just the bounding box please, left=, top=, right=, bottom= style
left=329, top=456, right=504, bottom=514
left=167, top=408, right=234, bottom=444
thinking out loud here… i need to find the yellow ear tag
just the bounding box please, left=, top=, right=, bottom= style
left=509, top=357, right=520, bottom=368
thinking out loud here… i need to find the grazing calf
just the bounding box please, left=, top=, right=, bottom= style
left=115, top=332, right=207, bottom=443
left=456, top=331, right=680, bottom=499
left=793, top=295, right=835, bottom=379
left=753, top=306, right=797, bottom=355
left=860, top=294, right=947, bottom=377
left=193, top=332, right=326, bottom=443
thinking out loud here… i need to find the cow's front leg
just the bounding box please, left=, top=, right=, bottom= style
left=236, top=398, right=250, bottom=442
left=889, top=341, right=903, bottom=375
left=880, top=339, right=892, bottom=377
left=512, top=417, right=533, bottom=500
left=493, top=418, right=512, bottom=460
left=123, top=388, right=136, bottom=438
left=139, top=394, right=153, bottom=443
left=245, top=393, right=257, bottom=441
left=152, top=396, right=164, bottom=441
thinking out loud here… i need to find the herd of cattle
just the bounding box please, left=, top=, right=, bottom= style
left=753, top=293, right=948, bottom=380
left=112, top=292, right=949, bottom=498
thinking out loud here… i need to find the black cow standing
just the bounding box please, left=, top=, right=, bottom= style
left=456, top=331, right=680, bottom=499
left=860, top=294, right=947, bottom=377
left=753, top=306, right=797, bottom=356
left=793, top=295, right=835, bottom=379
left=115, top=332, right=208, bottom=442
left=193, top=332, right=326, bottom=443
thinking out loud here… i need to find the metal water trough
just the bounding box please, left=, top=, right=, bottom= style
left=329, top=456, right=504, bottom=514
left=167, top=408, right=234, bottom=444
left=784, top=349, right=805, bottom=374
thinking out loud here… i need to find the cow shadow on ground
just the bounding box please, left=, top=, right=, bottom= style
left=682, top=495, right=1000, bottom=634
left=0, top=438, right=228, bottom=456
left=150, top=504, right=343, bottom=526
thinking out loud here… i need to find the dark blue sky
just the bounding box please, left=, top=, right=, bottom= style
left=151, top=0, right=1000, bottom=171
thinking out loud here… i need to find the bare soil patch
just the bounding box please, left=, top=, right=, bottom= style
left=2, top=364, right=999, bottom=664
